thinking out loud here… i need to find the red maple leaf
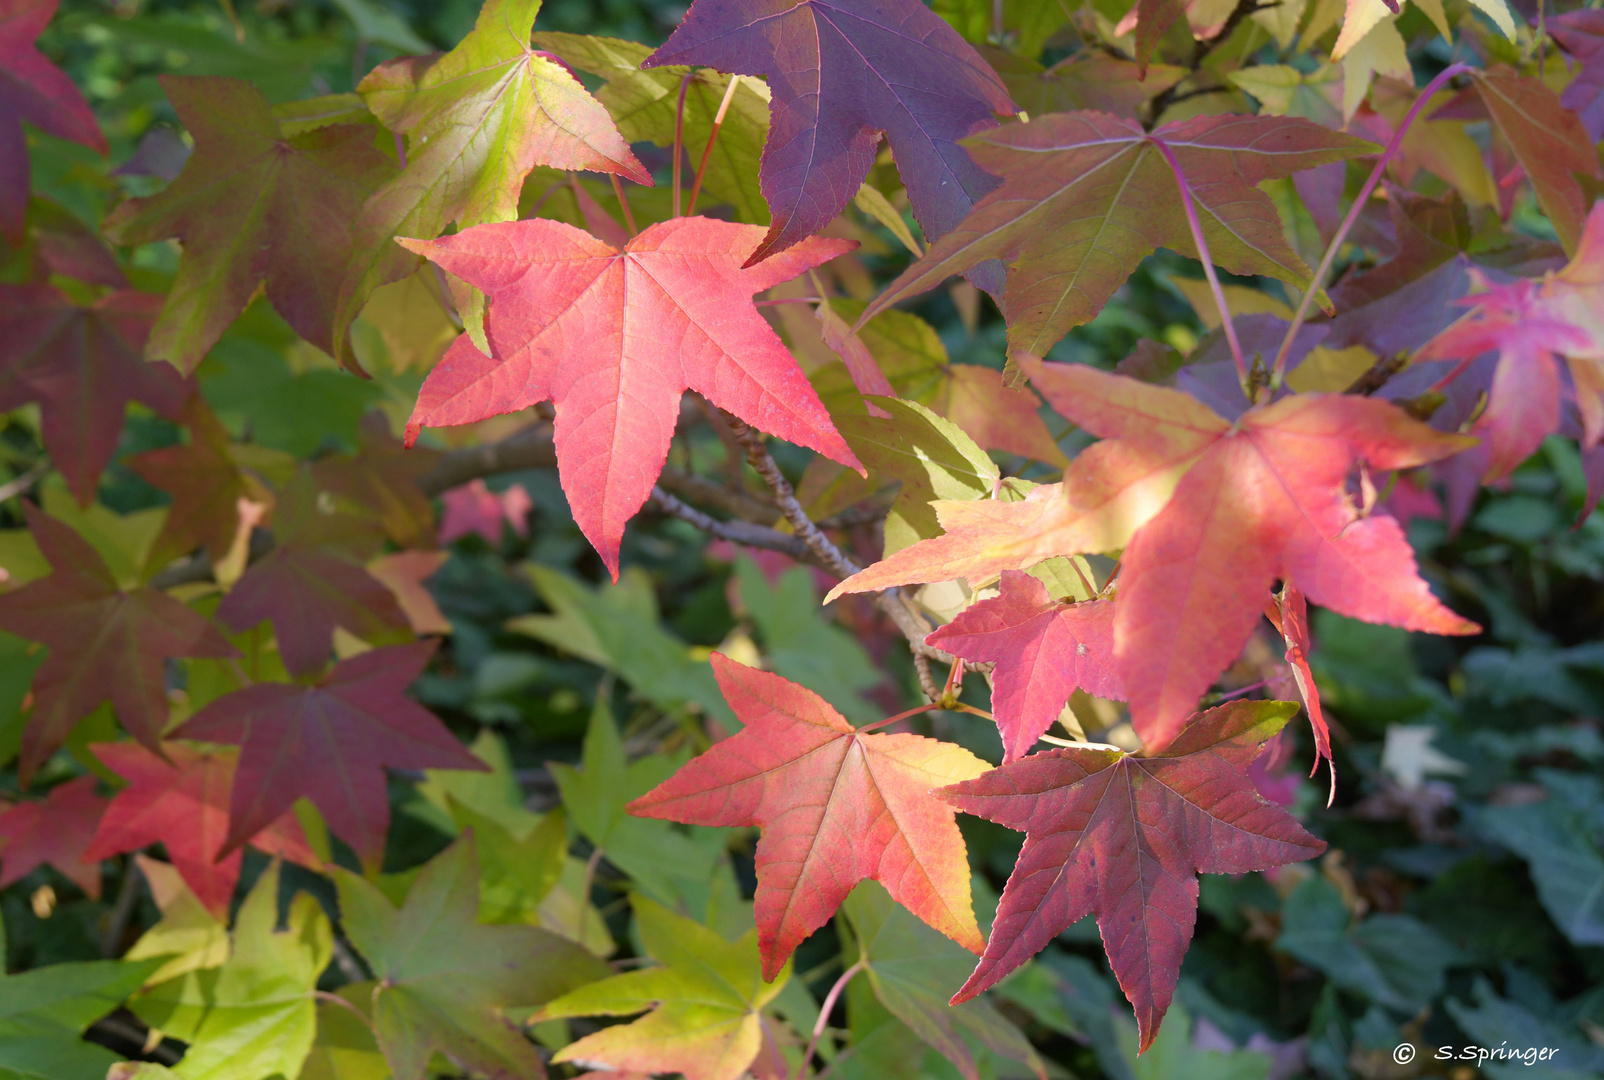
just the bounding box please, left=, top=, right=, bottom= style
left=0, top=286, right=188, bottom=504
left=400, top=217, right=863, bottom=576
left=0, top=0, right=106, bottom=239
left=1020, top=357, right=1480, bottom=751
left=628, top=653, right=990, bottom=980
left=173, top=641, right=485, bottom=871
left=1418, top=201, right=1604, bottom=482
left=0, top=503, right=237, bottom=783
left=642, top=0, right=1015, bottom=277
left=83, top=742, right=319, bottom=919
left=0, top=774, right=106, bottom=897
left=939, top=700, right=1326, bottom=1051
left=927, top=571, right=1122, bottom=764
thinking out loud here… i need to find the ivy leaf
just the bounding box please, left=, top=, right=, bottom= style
left=1418, top=202, right=1604, bottom=482
left=643, top=0, right=1016, bottom=281
left=84, top=742, right=321, bottom=921
left=335, top=0, right=651, bottom=359
left=540, top=894, right=789, bottom=1080
left=1022, top=358, right=1479, bottom=750
left=102, top=76, right=398, bottom=372
left=0, top=0, right=106, bottom=240
left=863, top=113, right=1373, bottom=356
left=0, top=503, right=237, bottom=783
left=841, top=882, right=1043, bottom=1080
left=0, top=774, right=106, bottom=898
left=0, top=955, right=163, bottom=1080
left=926, top=571, right=1121, bottom=764
left=333, top=834, right=611, bottom=1080
left=629, top=654, right=991, bottom=980
left=131, top=861, right=331, bottom=1080
left=173, top=642, right=486, bottom=871
left=531, top=32, right=772, bottom=223
left=400, top=217, right=862, bottom=577
left=938, top=700, right=1325, bottom=1051
left=1471, top=67, right=1601, bottom=256
left=0, top=286, right=189, bottom=505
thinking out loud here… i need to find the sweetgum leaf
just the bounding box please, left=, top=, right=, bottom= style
left=981, top=47, right=1185, bottom=121
left=530, top=32, right=771, bottom=223
left=131, top=861, right=331, bottom=1080
left=127, top=396, right=264, bottom=567
left=400, top=217, right=862, bottom=576
left=629, top=653, right=991, bottom=980
left=1022, top=358, right=1479, bottom=750
left=540, top=894, right=788, bottom=1080
left=939, top=700, right=1325, bottom=1052
left=927, top=571, right=1122, bottom=764
left=84, top=742, right=320, bottom=920
left=334, top=0, right=650, bottom=361
left=0, top=503, right=237, bottom=783
left=0, top=0, right=106, bottom=240
left=174, top=642, right=485, bottom=871
left=863, top=113, right=1374, bottom=356
left=102, top=76, right=398, bottom=373
left=0, top=286, right=188, bottom=505
left=1550, top=10, right=1604, bottom=141
left=1418, top=202, right=1604, bottom=482
left=0, top=955, right=163, bottom=1080
left=643, top=0, right=1017, bottom=282
left=842, top=881, right=1043, bottom=1080
left=0, top=774, right=106, bottom=898
left=123, top=855, right=230, bottom=986
left=1472, top=67, right=1601, bottom=256
left=333, top=834, right=610, bottom=1080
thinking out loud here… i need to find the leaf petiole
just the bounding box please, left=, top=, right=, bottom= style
left=672, top=72, right=694, bottom=216
left=795, top=957, right=866, bottom=1080
left=609, top=174, right=638, bottom=236
left=687, top=75, right=742, bottom=216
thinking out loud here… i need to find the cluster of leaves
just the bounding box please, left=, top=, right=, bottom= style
left=1, top=0, right=1603, bottom=1076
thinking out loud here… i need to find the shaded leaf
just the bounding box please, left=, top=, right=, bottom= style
left=0, top=774, right=104, bottom=898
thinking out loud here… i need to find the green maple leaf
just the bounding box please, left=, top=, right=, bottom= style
left=0, top=954, right=162, bottom=1080
left=333, top=833, right=610, bottom=1080
left=531, top=32, right=771, bottom=222
left=540, top=894, right=791, bottom=1080
left=102, top=76, right=398, bottom=373
left=131, top=861, right=331, bottom=1080
left=547, top=695, right=719, bottom=911
left=841, top=882, right=1043, bottom=1080
left=335, top=0, right=650, bottom=361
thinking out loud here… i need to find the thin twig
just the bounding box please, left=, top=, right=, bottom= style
left=610, top=174, right=638, bottom=237
left=648, top=487, right=814, bottom=562
left=100, top=857, right=143, bottom=957
left=672, top=72, right=693, bottom=217
left=1269, top=63, right=1472, bottom=387
left=0, top=458, right=50, bottom=504
left=1343, top=351, right=1411, bottom=395
left=723, top=415, right=862, bottom=580
left=687, top=75, right=742, bottom=215
left=796, top=958, right=866, bottom=1080
left=1148, top=136, right=1247, bottom=391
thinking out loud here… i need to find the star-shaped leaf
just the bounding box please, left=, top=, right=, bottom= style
left=0, top=0, right=106, bottom=240
left=629, top=653, right=991, bottom=980
left=131, top=861, right=331, bottom=1080
left=939, top=700, right=1325, bottom=1051
left=0, top=774, right=106, bottom=898
left=174, top=642, right=485, bottom=871
left=643, top=0, right=1017, bottom=279
left=84, top=742, right=320, bottom=920
left=1418, top=201, right=1604, bottom=482
left=333, top=834, right=611, bottom=1080
left=334, top=0, right=650, bottom=362
left=863, top=113, right=1373, bottom=356
left=310, top=415, right=439, bottom=550
left=540, top=894, right=788, bottom=1080
left=1551, top=10, right=1604, bottom=141
left=1021, top=357, right=1479, bottom=749
left=927, top=571, right=1122, bottom=764
left=102, top=75, right=398, bottom=372
left=123, top=855, right=230, bottom=986
left=0, top=955, right=163, bottom=1080
left=982, top=47, right=1185, bottom=121
left=0, top=285, right=188, bottom=505
left=531, top=32, right=772, bottom=223
left=0, top=503, right=237, bottom=783
left=401, top=216, right=862, bottom=576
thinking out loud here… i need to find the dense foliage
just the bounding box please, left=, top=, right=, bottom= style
left=1, top=0, right=1603, bottom=1077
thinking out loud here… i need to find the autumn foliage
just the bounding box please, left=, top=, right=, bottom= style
left=2, top=0, right=1604, bottom=1076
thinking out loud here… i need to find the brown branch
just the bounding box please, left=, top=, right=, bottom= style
left=646, top=488, right=814, bottom=562
left=1343, top=350, right=1411, bottom=396
left=1143, top=0, right=1277, bottom=125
